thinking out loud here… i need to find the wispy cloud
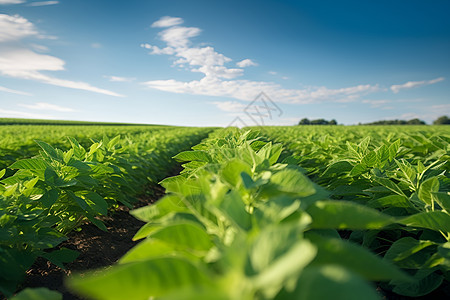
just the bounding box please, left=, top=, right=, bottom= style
left=0, top=14, right=38, bottom=42
left=390, top=77, right=445, bottom=93
left=28, top=1, right=59, bottom=6
left=0, top=85, right=32, bottom=96
left=104, top=75, right=135, bottom=82
left=0, top=0, right=25, bottom=5
left=236, top=59, right=257, bottom=68
left=211, top=101, right=247, bottom=113
left=151, top=16, right=183, bottom=28
left=18, top=102, right=75, bottom=112
left=362, top=99, right=391, bottom=108
left=0, top=14, right=123, bottom=97
left=0, top=108, right=53, bottom=119
left=141, top=17, right=380, bottom=104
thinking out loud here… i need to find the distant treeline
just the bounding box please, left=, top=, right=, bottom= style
left=361, top=115, right=450, bottom=125
left=361, top=118, right=426, bottom=125
left=298, top=118, right=337, bottom=125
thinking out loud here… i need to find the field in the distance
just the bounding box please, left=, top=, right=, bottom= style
left=1, top=119, right=449, bottom=300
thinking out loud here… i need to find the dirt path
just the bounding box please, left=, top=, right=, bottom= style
left=16, top=183, right=168, bottom=300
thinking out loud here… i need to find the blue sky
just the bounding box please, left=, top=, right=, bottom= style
left=0, top=0, right=449, bottom=126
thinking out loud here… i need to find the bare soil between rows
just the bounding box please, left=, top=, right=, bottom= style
left=11, top=182, right=168, bottom=300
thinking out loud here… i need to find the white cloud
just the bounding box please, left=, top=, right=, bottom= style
left=140, top=43, right=175, bottom=55
left=158, top=26, right=201, bottom=48
left=211, top=101, right=247, bottom=112
left=236, top=59, right=258, bottom=68
left=0, top=85, right=32, bottom=96
left=390, top=77, right=445, bottom=93
left=104, top=75, right=135, bottom=82
left=28, top=1, right=59, bottom=6
left=0, top=108, right=53, bottom=119
left=18, top=102, right=75, bottom=112
left=0, top=0, right=25, bottom=4
left=142, top=17, right=381, bottom=104
left=361, top=99, right=391, bottom=108
left=151, top=16, right=183, bottom=28
left=268, top=71, right=277, bottom=75
left=30, top=43, right=49, bottom=52
left=0, top=14, right=123, bottom=97
left=0, top=14, right=38, bottom=42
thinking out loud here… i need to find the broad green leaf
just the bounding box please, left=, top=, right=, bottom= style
left=68, top=257, right=214, bottom=300
left=10, top=287, right=62, bottom=300
left=252, top=240, right=317, bottom=297
left=220, top=159, right=252, bottom=187
left=390, top=268, right=443, bottom=297
left=130, top=195, right=189, bottom=222
left=437, top=242, right=450, bottom=260
left=432, top=192, right=450, bottom=212
left=10, top=158, right=48, bottom=170
left=219, top=190, right=251, bottom=230
left=148, top=223, right=213, bottom=253
left=270, top=168, right=316, bottom=197
left=120, top=239, right=179, bottom=263
left=418, top=177, right=439, bottom=205
left=306, top=233, right=408, bottom=281
left=306, top=200, right=395, bottom=229
left=368, top=195, right=412, bottom=209
left=41, top=248, right=79, bottom=269
left=384, top=237, right=436, bottom=266
left=35, top=140, right=58, bottom=159
left=173, top=151, right=212, bottom=163
left=349, top=163, right=367, bottom=177
left=0, top=169, right=5, bottom=179
left=275, top=265, right=379, bottom=300
left=85, top=192, right=108, bottom=215
left=322, top=161, right=353, bottom=177
left=374, top=177, right=406, bottom=197
left=399, top=211, right=450, bottom=233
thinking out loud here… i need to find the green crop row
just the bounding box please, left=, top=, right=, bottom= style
left=0, top=127, right=212, bottom=297
left=260, top=125, right=450, bottom=297
left=67, top=129, right=412, bottom=300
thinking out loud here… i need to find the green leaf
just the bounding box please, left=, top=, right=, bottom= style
left=368, top=195, right=412, bottom=209
left=85, top=192, right=108, bottom=215
left=35, top=140, right=58, bottom=159
left=270, top=168, right=316, bottom=197
left=219, top=190, right=252, bottom=230
left=41, top=248, right=79, bottom=269
left=40, top=189, right=59, bottom=208
left=252, top=240, right=317, bottom=297
left=10, top=158, right=48, bottom=170
left=306, top=233, right=409, bottom=281
left=10, top=287, right=62, bottom=300
left=399, top=211, right=450, bottom=233
left=173, top=151, right=212, bottom=163
left=220, top=159, right=252, bottom=187
left=384, top=237, right=436, bottom=266
left=0, top=169, right=5, bottom=179
left=275, top=265, right=379, bottom=300
left=390, top=268, right=443, bottom=297
left=432, top=192, right=450, bottom=212
left=306, top=200, right=395, bottom=229
left=374, top=177, right=406, bottom=197
left=418, top=177, right=439, bottom=205
left=68, top=257, right=214, bottom=300
left=148, top=223, right=213, bottom=253
left=437, top=242, right=450, bottom=260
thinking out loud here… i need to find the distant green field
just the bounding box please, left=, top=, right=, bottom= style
left=0, top=118, right=167, bottom=126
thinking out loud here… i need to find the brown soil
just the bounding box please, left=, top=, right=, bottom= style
left=10, top=183, right=168, bottom=300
